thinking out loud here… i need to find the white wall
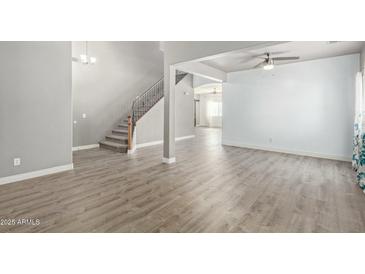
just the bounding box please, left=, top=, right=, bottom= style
left=361, top=46, right=365, bottom=108
left=222, top=54, right=360, bottom=161
left=361, top=45, right=365, bottom=72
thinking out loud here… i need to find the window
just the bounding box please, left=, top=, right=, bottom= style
left=207, top=101, right=222, bottom=117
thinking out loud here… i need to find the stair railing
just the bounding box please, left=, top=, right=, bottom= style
left=131, top=77, right=164, bottom=126
left=127, top=78, right=164, bottom=152
left=128, top=71, right=188, bottom=152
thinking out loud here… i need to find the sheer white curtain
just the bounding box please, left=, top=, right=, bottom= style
left=353, top=72, right=365, bottom=191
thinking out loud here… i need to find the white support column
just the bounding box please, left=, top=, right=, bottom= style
left=162, top=65, right=176, bottom=164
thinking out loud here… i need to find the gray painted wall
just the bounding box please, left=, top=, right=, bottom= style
left=0, top=42, right=72, bottom=177
left=136, top=74, right=194, bottom=144
left=72, top=41, right=163, bottom=147
left=222, top=54, right=359, bottom=160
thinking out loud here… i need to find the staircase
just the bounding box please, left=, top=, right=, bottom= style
left=99, top=71, right=188, bottom=153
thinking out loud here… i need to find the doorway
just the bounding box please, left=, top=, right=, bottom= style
left=194, top=83, right=222, bottom=128
left=194, top=99, right=200, bottom=127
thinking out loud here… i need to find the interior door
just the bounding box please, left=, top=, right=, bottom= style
left=194, top=99, right=200, bottom=127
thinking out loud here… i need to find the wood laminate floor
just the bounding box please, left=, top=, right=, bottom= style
left=1, top=128, right=364, bottom=232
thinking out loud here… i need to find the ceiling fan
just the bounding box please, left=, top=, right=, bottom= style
left=251, top=52, right=300, bottom=70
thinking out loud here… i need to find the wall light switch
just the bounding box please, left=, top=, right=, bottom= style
left=82, top=113, right=87, bottom=119
left=14, top=158, right=21, bottom=166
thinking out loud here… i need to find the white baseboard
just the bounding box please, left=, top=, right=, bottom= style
left=0, top=164, right=74, bottom=186
left=222, top=139, right=351, bottom=162
left=176, top=135, right=195, bottom=141
left=127, top=148, right=136, bottom=154
left=136, top=140, right=164, bottom=149
left=136, top=135, right=195, bottom=149
left=162, top=157, right=176, bottom=164
left=72, top=144, right=99, bottom=151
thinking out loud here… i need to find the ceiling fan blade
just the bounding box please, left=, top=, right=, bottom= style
left=238, top=55, right=258, bottom=64
left=253, top=51, right=290, bottom=58
left=253, top=61, right=265, bottom=69
left=238, top=51, right=292, bottom=63
left=272, top=56, right=300, bottom=61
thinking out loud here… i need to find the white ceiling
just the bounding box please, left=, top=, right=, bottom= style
left=201, top=41, right=364, bottom=72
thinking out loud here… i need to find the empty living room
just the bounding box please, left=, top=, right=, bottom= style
left=1, top=1, right=365, bottom=273
left=2, top=41, right=365, bottom=233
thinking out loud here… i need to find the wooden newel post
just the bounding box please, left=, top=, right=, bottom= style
left=128, top=115, right=132, bottom=151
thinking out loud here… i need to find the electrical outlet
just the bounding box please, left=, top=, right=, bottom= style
left=13, top=158, right=21, bottom=166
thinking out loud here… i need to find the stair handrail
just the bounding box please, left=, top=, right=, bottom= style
left=132, top=78, right=163, bottom=109
left=131, top=77, right=164, bottom=125
left=136, top=77, right=163, bottom=99
left=128, top=72, right=187, bottom=152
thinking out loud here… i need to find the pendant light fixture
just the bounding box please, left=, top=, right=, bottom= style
left=79, top=41, right=96, bottom=65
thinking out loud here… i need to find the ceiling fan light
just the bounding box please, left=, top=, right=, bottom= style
left=263, top=63, right=274, bottom=70
left=89, top=56, right=97, bottom=64
left=80, top=54, right=88, bottom=64
left=263, top=59, right=274, bottom=70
